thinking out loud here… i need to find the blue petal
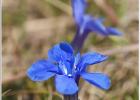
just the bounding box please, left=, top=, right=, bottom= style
left=58, top=60, right=73, bottom=76
left=106, top=27, right=122, bottom=36
left=72, top=0, right=87, bottom=25
left=81, top=72, right=111, bottom=90
left=55, top=75, right=78, bottom=95
left=48, top=42, right=73, bottom=62
left=59, top=42, right=74, bottom=54
left=82, top=15, right=108, bottom=35
left=27, top=60, right=58, bottom=81
left=95, top=17, right=105, bottom=23
left=78, top=52, right=108, bottom=71
left=48, top=44, right=62, bottom=62
left=74, top=53, right=81, bottom=66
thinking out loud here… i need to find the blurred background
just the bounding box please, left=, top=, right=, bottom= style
left=2, top=0, right=138, bottom=100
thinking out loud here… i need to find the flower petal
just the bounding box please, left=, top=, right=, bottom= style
left=27, top=60, right=58, bottom=81
left=95, top=17, right=105, bottom=23
left=72, top=0, right=87, bottom=25
left=78, top=52, right=108, bottom=71
left=81, top=72, right=111, bottom=90
left=74, top=53, right=81, bottom=66
left=59, top=42, right=74, bottom=54
left=106, top=27, right=122, bottom=36
left=48, top=44, right=62, bottom=62
left=83, top=15, right=108, bottom=35
left=48, top=42, right=73, bottom=62
left=55, top=75, right=78, bottom=95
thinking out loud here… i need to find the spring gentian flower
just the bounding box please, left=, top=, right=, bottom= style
left=27, top=42, right=111, bottom=95
left=72, top=0, right=122, bottom=36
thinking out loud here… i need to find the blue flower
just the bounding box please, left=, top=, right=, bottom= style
left=27, top=42, right=111, bottom=95
left=72, top=0, right=122, bottom=36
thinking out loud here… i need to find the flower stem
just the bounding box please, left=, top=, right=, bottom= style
left=63, top=69, right=80, bottom=100
left=71, top=30, right=89, bottom=51
left=64, top=93, right=78, bottom=100
left=64, top=29, right=89, bottom=100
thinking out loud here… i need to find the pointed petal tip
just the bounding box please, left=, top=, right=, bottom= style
left=83, top=15, right=108, bottom=36
left=106, top=27, right=123, bottom=36
left=101, top=54, right=109, bottom=61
